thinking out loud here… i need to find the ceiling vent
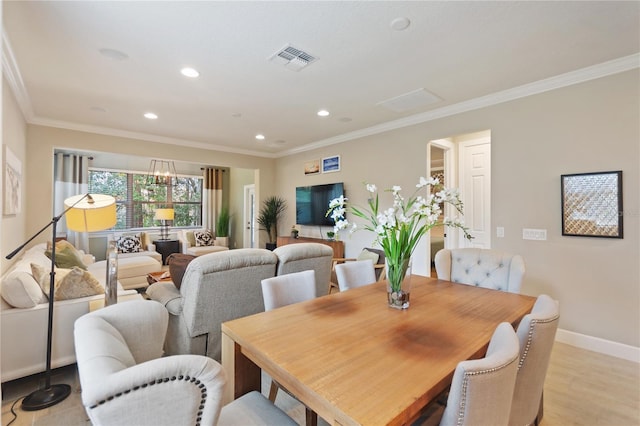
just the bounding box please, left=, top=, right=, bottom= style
left=269, top=44, right=318, bottom=72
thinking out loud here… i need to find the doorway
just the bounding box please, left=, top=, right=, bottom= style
left=243, top=184, right=256, bottom=248
left=427, top=130, right=492, bottom=265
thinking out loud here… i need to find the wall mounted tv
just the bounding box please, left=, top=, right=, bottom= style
left=296, top=182, right=344, bottom=226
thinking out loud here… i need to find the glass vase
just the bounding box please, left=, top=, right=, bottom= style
left=386, top=258, right=411, bottom=309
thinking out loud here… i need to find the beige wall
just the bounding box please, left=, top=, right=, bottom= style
left=274, top=70, right=639, bottom=348
left=5, top=69, right=639, bottom=349
left=24, top=126, right=277, bottom=252
left=1, top=78, right=27, bottom=274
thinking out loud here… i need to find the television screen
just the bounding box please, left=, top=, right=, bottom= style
left=296, top=182, right=344, bottom=226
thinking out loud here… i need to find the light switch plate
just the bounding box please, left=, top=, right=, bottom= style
left=522, top=228, right=547, bottom=240
left=496, top=227, right=504, bottom=238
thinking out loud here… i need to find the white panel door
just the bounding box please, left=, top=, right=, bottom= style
left=458, top=138, right=491, bottom=248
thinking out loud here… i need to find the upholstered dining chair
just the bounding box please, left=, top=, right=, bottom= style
left=434, top=248, right=525, bottom=293
left=509, top=294, right=560, bottom=426
left=335, top=258, right=377, bottom=292
left=273, top=242, right=333, bottom=297
left=261, top=270, right=318, bottom=426
left=329, top=248, right=386, bottom=293
left=74, top=300, right=296, bottom=426
left=437, top=322, right=520, bottom=426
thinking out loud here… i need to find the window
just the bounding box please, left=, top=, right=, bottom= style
left=89, top=169, right=202, bottom=229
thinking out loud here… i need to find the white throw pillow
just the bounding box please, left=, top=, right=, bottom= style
left=1, top=270, right=46, bottom=308
left=31, top=263, right=104, bottom=301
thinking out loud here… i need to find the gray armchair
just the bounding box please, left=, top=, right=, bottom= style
left=146, top=248, right=278, bottom=361
left=273, top=242, right=333, bottom=297
left=74, top=300, right=296, bottom=426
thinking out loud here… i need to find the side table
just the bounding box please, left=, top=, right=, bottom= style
left=154, top=239, right=180, bottom=265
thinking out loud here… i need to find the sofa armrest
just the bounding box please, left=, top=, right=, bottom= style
left=146, top=282, right=183, bottom=315
left=78, top=250, right=95, bottom=265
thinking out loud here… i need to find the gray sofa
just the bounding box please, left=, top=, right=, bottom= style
left=146, top=249, right=277, bottom=361
left=146, top=243, right=334, bottom=362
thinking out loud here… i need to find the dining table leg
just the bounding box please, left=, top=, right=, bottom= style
left=221, top=330, right=262, bottom=404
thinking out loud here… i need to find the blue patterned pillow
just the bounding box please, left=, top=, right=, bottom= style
left=116, top=234, right=142, bottom=253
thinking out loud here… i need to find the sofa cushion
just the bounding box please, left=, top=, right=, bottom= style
left=31, top=263, right=104, bottom=301
left=184, top=230, right=196, bottom=247
left=45, top=240, right=88, bottom=270
left=193, top=229, right=213, bottom=247
left=1, top=270, right=47, bottom=308
left=357, top=249, right=380, bottom=264
left=116, top=234, right=143, bottom=254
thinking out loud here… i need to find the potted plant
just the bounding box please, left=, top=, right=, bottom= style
left=291, top=226, right=299, bottom=239
left=326, top=231, right=335, bottom=241
left=257, top=196, right=287, bottom=250
left=215, top=206, right=230, bottom=247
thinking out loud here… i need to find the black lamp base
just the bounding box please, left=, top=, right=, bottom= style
left=21, top=384, right=71, bottom=411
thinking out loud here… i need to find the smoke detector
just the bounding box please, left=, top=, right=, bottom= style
left=269, top=44, right=318, bottom=72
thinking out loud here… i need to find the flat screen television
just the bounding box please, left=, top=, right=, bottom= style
left=296, top=182, right=344, bottom=226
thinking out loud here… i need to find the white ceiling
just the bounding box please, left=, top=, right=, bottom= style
left=3, top=1, right=639, bottom=158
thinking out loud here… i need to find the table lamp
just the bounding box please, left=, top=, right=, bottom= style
left=5, top=193, right=116, bottom=411
left=154, top=208, right=174, bottom=240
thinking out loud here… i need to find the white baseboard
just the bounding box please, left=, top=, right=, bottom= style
left=556, top=328, right=640, bottom=363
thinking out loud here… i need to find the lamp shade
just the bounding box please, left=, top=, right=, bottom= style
left=64, top=194, right=117, bottom=232
left=154, top=208, right=175, bottom=221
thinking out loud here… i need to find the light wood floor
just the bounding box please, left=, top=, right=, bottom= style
left=2, top=342, right=638, bottom=426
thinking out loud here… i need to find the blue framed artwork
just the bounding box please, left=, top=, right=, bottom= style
left=322, top=155, right=340, bottom=173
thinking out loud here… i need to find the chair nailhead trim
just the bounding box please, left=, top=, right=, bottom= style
left=89, top=375, right=208, bottom=426
left=456, top=356, right=518, bottom=426
left=518, top=315, right=559, bottom=370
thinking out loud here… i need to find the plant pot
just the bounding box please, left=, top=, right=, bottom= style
left=266, top=242, right=277, bottom=251
left=214, top=236, right=229, bottom=247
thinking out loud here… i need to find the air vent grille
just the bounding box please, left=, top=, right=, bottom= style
left=269, top=44, right=318, bottom=71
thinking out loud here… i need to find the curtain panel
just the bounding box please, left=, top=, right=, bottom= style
left=202, top=168, right=224, bottom=233
left=54, top=153, right=90, bottom=251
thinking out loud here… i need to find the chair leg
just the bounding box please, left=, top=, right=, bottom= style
left=268, top=380, right=279, bottom=402
left=305, top=407, right=318, bottom=426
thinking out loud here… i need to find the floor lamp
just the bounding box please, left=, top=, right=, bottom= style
left=5, top=193, right=116, bottom=411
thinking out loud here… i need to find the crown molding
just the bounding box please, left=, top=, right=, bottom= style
left=279, top=53, right=640, bottom=157
left=28, top=116, right=278, bottom=159
left=3, top=26, right=637, bottom=160
left=2, top=30, right=34, bottom=121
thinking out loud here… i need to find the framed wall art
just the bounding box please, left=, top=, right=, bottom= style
left=322, top=155, right=340, bottom=173
left=4, top=145, right=22, bottom=215
left=561, top=170, right=622, bottom=238
left=304, top=159, right=320, bottom=176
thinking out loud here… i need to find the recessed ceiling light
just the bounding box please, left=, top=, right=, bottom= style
left=317, top=109, right=330, bottom=117
left=390, top=17, right=411, bottom=31
left=181, top=67, right=200, bottom=78
left=144, top=112, right=158, bottom=120
left=255, top=134, right=265, bottom=140
left=99, top=48, right=129, bottom=61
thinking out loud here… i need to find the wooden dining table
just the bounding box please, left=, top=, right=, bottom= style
left=221, top=275, right=536, bottom=425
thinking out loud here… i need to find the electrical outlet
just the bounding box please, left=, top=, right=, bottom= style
left=522, top=228, right=547, bottom=240
left=496, top=227, right=505, bottom=238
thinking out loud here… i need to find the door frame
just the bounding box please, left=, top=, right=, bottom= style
left=243, top=184, right=256, bottom=248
